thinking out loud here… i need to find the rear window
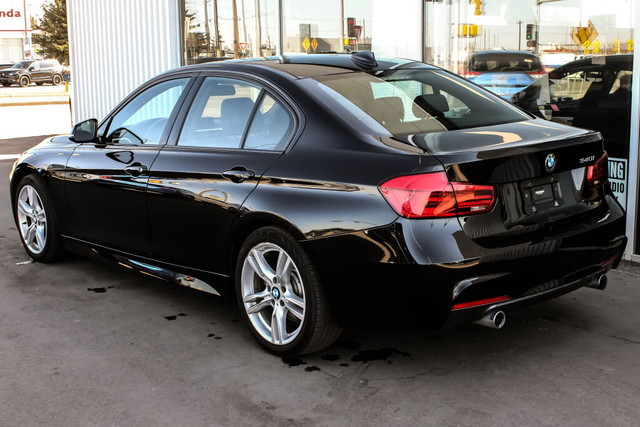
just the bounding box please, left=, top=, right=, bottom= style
left=311, top=69, right=531, bottom=135
left=470, top=53, right=543, bottom=73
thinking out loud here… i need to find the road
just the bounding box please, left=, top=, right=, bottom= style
left=1, top=136, right=640, bottom=426
left=0, top=84, right=73, bottom=140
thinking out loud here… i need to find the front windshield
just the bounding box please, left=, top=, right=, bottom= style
left=313, top=69, right=531, bottom=135
left=11, top=61, right=32, bottom=69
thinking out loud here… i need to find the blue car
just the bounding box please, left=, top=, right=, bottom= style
left=464, top=51, right=545, bottom=99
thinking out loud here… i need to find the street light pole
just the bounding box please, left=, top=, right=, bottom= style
left=23, top=0, right=29, bottom=58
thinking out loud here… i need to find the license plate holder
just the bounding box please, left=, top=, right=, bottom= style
left=520, top=176, right=562, bottom=214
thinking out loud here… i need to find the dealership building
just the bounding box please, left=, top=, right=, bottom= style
left=65, top=0, right=639, bottom=261
left=0, top=0, right=32, bottom=61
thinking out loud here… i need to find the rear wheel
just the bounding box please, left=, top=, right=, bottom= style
left=19, top=76, right=29, bottom=87
left=15, top=175, right=66, bottom=262
left=52, top=74, right=62, bottom=85
left=236, top=227, right=340, bottom=357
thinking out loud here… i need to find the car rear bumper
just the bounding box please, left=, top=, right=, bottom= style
left=303, top=199, right=627, bottom=330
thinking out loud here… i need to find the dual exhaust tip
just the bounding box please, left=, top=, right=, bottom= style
left=472, top=274, right=609, bottom=330
left=474, top=310, right=506, bottom=330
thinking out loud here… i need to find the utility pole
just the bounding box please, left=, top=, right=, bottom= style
left=255, top=0, right=262, bottom=56
left=518, top=21, right=522, bottom=50
left=23, top=0, right=29, bottom=58
left=204, top=0, right=211, bottom=56
left=233, top=0, right=240, bottom=58
left=213, top=0, right=221, bottom=56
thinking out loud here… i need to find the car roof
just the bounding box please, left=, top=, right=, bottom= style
left=168, top=52, right=438, bottom=79
left=556, top=54, right=633, bottom=69
left=471, top=50, right=540, bottom=58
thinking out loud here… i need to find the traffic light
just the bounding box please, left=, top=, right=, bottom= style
left=526, top=24, right=534, bottom=41
left=347, top=17, right=356, bottom=38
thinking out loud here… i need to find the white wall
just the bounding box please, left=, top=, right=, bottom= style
left=67, top=0, right=182, bottom=124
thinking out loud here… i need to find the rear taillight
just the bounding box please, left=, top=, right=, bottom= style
left=587, top=152, right=608, bottom=188
left=379, top=172, right=496, bottom=219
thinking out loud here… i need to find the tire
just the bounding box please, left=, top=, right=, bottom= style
left=14, top=175, right=66, bottom=262
left=19, top=76, right=29, bottom=87
left=236, top=226, right=340, bottom=357
left=52, top=74, right=62, bottom=85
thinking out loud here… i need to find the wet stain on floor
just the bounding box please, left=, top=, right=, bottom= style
left=351, top=348, right=411, bottom=363
left=282, top=357, right=307, bottom=368
left=320, top=354, right=340, bottom=361
left=87, top=286, right=114, bottom=293
left=165, top=313, right=188, bottom=321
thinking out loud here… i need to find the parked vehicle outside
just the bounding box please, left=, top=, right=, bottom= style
left=0, top=59, right=13, bottom=70
left=10, top=53, right=626, bottom=356
left=512, top=55, right=632, bottom=160
left=464, top=50, right=545, bottom=98
left=0, top=59, right=65, bottom=87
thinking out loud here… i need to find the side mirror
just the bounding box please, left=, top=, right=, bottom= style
left=28, top=66, right=35, bottom=71
left=71, top=118, right=98, bottom=143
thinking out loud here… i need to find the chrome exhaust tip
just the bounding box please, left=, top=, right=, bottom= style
left=587, top=274, right=608, bottom=290
left=473, top=310, right=506, bottom=330
left=597, top=274, right=608, bottom=290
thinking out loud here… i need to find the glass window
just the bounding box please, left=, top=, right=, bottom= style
left=29, top=62, right=40, bottom=71
left=244, top=94, right=293, bottom=150
left=180, top=0, right=275, bottom=64
left=177, top=77, right=261, bottom=148
left=314, top=69, right=530, bottom=135
left=106, top=78, right=189, bottom=145
left=550, top=66, right=603, bottom=104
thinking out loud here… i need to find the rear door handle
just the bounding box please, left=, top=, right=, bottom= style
left=223, top=168, right=255, bottom=183
left=124, top=163, right=148, bottom=177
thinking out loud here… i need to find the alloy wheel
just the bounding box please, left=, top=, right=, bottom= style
left=17, top=185, right=47, bottom=254
left=240, top=242, right=306, bottom=345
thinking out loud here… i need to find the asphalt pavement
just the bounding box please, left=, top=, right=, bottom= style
left=1, top=135, right=640, bottom=426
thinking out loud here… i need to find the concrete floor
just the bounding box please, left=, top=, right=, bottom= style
left=1, top=136, right=640, bottom=426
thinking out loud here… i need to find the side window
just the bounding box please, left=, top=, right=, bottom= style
left=243, top=94, right=293, bottom=151
left=550, top=66, right=603, bottom=103
left=177, top=77, right=261, bottom=149
left=106, top=78, right=189, bottom=145
left=30, top=62, right=40, bottom=71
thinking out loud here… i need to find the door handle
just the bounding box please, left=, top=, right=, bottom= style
left=223, top=168, right=255, bottom=183
left=124, top=163, right=148, bottom=177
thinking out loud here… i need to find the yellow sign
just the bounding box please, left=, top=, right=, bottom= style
left=592, top=40, right=601, bottom=54
left=583, top=40, right=591, bottom=55
left=311, top=38, right=318, bottom=52
left=572, top=21, right=598, bottom=45
left=628, top=38, right=634, bottom=52
left=471, top=0, right=483, bottom=16
left=458, top=24, right=480, bottom=37
left=614, top=37, right=620, bottom=53
left=586, top=20, right=599, bottom=44
left=302, top=37, right=310, bottom=52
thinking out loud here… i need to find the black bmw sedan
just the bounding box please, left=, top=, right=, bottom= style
left=10, top=52, right=627, bottom=356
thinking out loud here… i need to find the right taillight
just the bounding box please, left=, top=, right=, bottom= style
left=379, top=172, right=496, bottom=219
left=587, top=152, right=608, bottom=188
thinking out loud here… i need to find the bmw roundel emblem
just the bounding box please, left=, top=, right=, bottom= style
left=545, top=153, right=556, bottom=172
left=272, top=288, right=280, bottom=299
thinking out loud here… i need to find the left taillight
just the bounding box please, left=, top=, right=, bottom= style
left=378, top=172, right=496, bottom=219
left=587, top=152, right=608, bottom=188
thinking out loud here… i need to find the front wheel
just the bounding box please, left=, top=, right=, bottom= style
left=236, top=227, right=340, bottom=357
left=15, top=175, right=66, bottom=262
left=19, top=76, right=29, bottom=87
left=52, top=74, right=62, bottom=85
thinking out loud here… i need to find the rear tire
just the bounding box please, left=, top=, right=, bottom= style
left=236, top=226, right=340, bottom=357
left=14, top=175, right=66, bottom=262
